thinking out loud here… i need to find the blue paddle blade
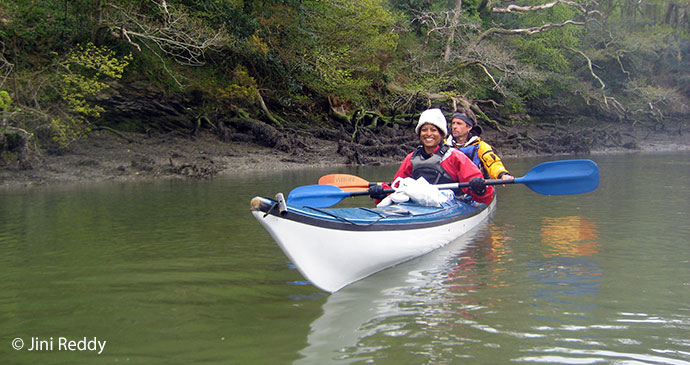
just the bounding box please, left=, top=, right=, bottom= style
left=287, top=184, right=351, bottom=207
left=516, top=159, right=599, bottom=195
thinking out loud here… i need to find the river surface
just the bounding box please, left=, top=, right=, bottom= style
left=1, top=152, right=689, bottom=364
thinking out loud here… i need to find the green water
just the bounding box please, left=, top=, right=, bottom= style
left=1, top=153, right=689, bottom=364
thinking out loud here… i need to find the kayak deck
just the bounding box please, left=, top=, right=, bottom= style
left=252, top=194, right=487, bottom=231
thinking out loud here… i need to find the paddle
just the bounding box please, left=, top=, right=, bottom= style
left=290, top=159, right=599, bottom=208
left=317, top=174, right=372, bottom=192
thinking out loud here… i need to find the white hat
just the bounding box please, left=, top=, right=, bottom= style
left=415, top=108, right=448, bottom=137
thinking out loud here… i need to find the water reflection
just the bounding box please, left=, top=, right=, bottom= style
left=540, top=216, right=600, bottom=258
left=296, top=223, right=491, bottom=364
left=298, top=214, right=621, bottom=363
left=447, top=224, right=515, bottom=289
left=530, top=216, right=602, bottom=309
left=528, top=258, right=602, bottom=310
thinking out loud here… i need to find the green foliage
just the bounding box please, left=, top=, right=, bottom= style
left=0, top=129, right=26, bottom=167
left=2, top=0, right=689, bottom=144
left=41, top=43, right=134, bottom=149
left=217, top=65, right=259, bottom=105
left=126, top=50, right=183, bottom=92
left=405, top=70, right=455, bottom=96
left=0, top=90, right=12, bottom=113
left=514, top=38, right=571, bottom=73
left=176, top=0, right=302, bottom=39
left=295, top=0, right=399, bottom=103
left=58, top=43, right=133, bottom=118
left=0, top=0, right=103, bottom=67
left=48, top=117, right=91, bottom=149
left=508, top=3, right=581, bottom=73
left=0, top=150, right=18, bottom=167
left=389, top=0, right=435, bottom=12
left=462, top=0, right=483, bottom=18
left=623, top=81, right=689, bottom=116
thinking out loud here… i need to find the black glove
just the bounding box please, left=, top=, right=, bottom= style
left=369, top=184, right=387, bottom=200
left=468, top=177, right=486, bottom=195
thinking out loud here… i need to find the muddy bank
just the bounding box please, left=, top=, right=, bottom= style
left=1, top=120, right=688, bottom=189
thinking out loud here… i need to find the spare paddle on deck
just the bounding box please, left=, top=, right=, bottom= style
left=290, top=159, right=599, bottom=208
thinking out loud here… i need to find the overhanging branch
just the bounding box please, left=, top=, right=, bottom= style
left=567, top=47, right=605, bottom=90
left=493, top=0, right=587, bottom=14
left=465, top=20, right=585, bottom=57
left=105, top=1, right=227, bottom=67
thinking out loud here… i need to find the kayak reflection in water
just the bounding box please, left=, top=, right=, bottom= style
left=369, top=108, right=495, bottom=204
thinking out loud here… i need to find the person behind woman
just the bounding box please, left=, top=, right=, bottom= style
left=370, top=108, right=494, bottom=204
left=445, top=107, right=513, bottom=181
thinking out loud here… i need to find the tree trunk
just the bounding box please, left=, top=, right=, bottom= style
left=444, top=0, right=463, bottom=61
left=92, top=0, right=103, bottom=43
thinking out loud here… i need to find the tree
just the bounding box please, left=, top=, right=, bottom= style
left=295, top=0, right=399, bottom=104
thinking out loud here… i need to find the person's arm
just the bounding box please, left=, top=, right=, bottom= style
left=390, top=153, right=413, bottom=188
left=371, top=153, right=413, bottom=202
left=444, top=150, right=494, bottom=204
left=478, top=141, right=513, bottom=180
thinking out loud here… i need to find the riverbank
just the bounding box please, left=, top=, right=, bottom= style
left=1, top=121, right=688, bottom=189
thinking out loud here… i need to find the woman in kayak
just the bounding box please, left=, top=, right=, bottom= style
left=371, top=108, right=494, bottom=204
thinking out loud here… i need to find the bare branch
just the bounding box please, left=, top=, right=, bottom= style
left=444, top=0, right=464, bottom=61
left=412, top=9, right=480, bottom=53
left=3, top=125, right=33, bottom=137
left=606, top=96, right=626, bottom=115
left=0, top=42, right=13, bottom=90
left=476, top=63, right=500, bottom=90
left=466, top=20, right=585, bottom=57
left=493, top=0, right=588, bottom=14
left=567, top=47, right=605, bottom=90
left=139, top=40, right=183, bottom=88
left=160, top=0, right=171, bottom=24
left=487, top=20, right=585, bottom=36
left=414, top=10, right=452, bottom=49
left=120, top=26, right=142, bottom=52
left=566, top=47, right=615, bottom=109
left=476, top=99, right=504, bottom=108
left=616, top=51, right=630, bottom=79
left=104, top=1, right=228, bottom=67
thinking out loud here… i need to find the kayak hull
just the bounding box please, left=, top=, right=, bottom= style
left=250, top=195, right=496, bottom=292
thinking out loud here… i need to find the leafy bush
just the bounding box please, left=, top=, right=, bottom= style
left=58, top=43, right=133, bottom=118
left=0, top=90, right=11, bottom=113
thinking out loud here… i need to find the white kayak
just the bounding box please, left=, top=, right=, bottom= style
left=250, top=193, right=496, bottom=292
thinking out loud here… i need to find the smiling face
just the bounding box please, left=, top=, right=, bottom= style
left=419, top=123, right=443, bottom=154
left=451, top=117, right=473, bottom=143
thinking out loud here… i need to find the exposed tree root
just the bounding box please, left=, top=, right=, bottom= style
left=92, top=125, right=134, bottom=143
